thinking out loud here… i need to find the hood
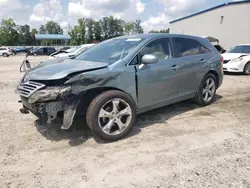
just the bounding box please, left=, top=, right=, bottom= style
left=27, top=59, right=109, bottom=80
left=222, top=53, right=248, bottom=60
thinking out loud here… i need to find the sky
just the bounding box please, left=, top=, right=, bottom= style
left=0, top=0, right=243, bottom=33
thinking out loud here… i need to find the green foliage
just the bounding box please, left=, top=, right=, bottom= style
left=45, top=21, right=63, bottom=34
left=149, top=29, right=170, bottom=33
left=0, top=16, right=150, bottom=46
left=0, top=18, right=19, bottom=45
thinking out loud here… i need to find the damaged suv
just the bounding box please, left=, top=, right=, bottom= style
left=16, top=34, right=223, bottom=142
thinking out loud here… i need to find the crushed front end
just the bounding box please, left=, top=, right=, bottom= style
left=17, top=80, right=79, bottom=129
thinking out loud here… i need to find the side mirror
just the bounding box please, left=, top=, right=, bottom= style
left=142, top=54, right=158, bottom=64
left=20, top=60, right=31, bottom=72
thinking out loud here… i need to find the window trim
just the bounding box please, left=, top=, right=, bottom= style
left=127, top=37, right=173, bottom=66
left=172, top=37, right=211, bottom=58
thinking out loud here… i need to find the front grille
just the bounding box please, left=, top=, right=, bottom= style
left=223, top=60, right=230, bottom=64
left=17, top=81, right=45, bottom=98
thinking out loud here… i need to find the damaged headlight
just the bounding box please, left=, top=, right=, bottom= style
left=28, top=86, right=72, bottom=104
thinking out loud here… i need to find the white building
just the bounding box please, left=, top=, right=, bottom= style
left=169, top=1, right=250, bottom=50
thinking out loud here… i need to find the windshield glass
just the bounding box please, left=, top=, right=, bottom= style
left=228, top=45, right=250, bottom=53
left=75, top=38, right=145, bottom=63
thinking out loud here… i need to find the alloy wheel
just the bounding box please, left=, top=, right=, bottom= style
left=245, top=63, right=250, bottom=75
left=98, top=98, right=132, bottom=136
left=202, top=78, right=216, bottom=102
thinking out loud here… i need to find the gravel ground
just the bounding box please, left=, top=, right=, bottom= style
left=0, top=55, right=250, bottom=188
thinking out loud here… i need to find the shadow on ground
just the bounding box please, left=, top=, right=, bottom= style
left=35, top=95, right=223, bottom=146
left=224, top=72, right=246, bottom=76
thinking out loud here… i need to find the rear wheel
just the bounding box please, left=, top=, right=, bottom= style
left=195, top=73, right=217, bottom=106
left=86, top=90, right=136, bottom=142
left=243, top=62, right=250, bottom=75
left=33, top=53, right=37, bottom=56
left=2, top=53, right=8, bottom=57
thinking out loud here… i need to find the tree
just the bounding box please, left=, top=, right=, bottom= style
left=149, top=29, right=170, bottom=33
left=18, top=24, right=33, bottom=45
left=134, top=20, right=144, bottom=34
left=101, top=17, right=109, bottom=40
left=45, top=21, right=63, bottom=34
left=77, top=18, right=86, bottom=44
left=31, top=28, right=38, bottom=45
left=0, top=18, right=19, bottom=45
left=93, top=20, right=102, bottom=41
left=39, top=25, right=47, bottom=34
left=86, top=18, right=94, bottom=42
left=125, top=22, right=135, bottom=35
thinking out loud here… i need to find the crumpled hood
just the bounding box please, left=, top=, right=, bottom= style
left=27, top=59, right=109, bottom=80
left=222, top=53, right=248, bottom=60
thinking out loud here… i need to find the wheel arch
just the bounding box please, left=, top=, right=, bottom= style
left=75, top=86, right=137, bottom=116
left=207, top=70, right=219, bottom=88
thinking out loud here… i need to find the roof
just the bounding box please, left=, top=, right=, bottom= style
left=170, top=0, right=250, bottom=24
left=35, top=34, right=71, bottom=40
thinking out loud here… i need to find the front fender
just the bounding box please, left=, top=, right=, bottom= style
left=65, top=66, right=138, bottom=105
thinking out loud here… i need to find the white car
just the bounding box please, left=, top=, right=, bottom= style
left=0, top=47, right=13, bottom=57
left=49, top=44, right=95, bottom=60
left=222, top=44, right=250, bottom=75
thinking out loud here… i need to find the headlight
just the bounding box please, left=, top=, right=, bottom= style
left=231, top=58, right=243, bottom=62
left=28, top=86, right=72, bottom=103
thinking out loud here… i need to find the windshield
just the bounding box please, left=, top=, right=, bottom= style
left=75, top=38, right=145, bottom=63
left=228, top=45, right=250, bottom=53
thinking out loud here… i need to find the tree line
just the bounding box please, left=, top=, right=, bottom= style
left=0, top=17, right=168, bottom=46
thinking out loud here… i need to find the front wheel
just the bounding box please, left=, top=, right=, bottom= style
left=86, top=90, right=136, bottom=142
left=2, top=53, right=8, bottom=57
left=195, top=73, right=217, bottom=106
left=243, top=62, right=250, bottom=75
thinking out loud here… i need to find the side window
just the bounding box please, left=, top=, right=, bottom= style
left=173, top=38, right=207, bottom=57
left=139, top=38, right=171, bottom=62
left=242, top=46, right=250, bottom=53
left=130, top=55, right=139, bottom=65
left=0, top=48, right=5, bottom=50
left=200, top=45, right=211, bottom=54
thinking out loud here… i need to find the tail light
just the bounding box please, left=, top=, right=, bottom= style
left=8, top=49, right=12, bottom=52
left=220, top=55, right=224, bottom=64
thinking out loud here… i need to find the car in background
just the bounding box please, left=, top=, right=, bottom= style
left=60, top=46, right=71, bottom=51
left=0, top=47, right=13, bottom=57
left=49, top=46, right=80, bottom=57
left=12, top=47, right=33, bottom=55
left=49, top=44, right=95, bottom=59
left=28, top=47, right=56, bottom=56
left=222, top=44, right=250, bottom=75
left=16, top=34, right=223, bottom=142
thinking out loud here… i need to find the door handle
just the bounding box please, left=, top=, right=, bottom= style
left=200, top=59, right=206, bottom=64
left=172, top=65, right=180, bottom=71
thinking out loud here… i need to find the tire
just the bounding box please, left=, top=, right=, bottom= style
left=33, top=53, right=37, bottom=56
left=86, top=90, right=136, bottom=142
left=243, top=62, right=250, bottom=75
left=2, top=53, right=8, bottom=57
left=195, top=73, right=217, bottom=106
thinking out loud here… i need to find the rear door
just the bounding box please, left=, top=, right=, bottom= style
left=171, top=37, right=209, bottom=100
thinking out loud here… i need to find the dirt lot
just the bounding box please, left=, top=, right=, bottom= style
left=0, top=55, right=250, bottom=188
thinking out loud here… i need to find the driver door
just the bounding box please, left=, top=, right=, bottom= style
left=135, top=37, right=179, bottom=110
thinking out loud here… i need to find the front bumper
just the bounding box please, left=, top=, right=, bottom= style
left=18, top=85, right=80, bottom=130
left=223, top=62, right=245, bottom=73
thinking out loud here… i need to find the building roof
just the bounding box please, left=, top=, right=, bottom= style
left=35, top=34, right=71, bottom=40
left=169, top=0, right=250, bottom=24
